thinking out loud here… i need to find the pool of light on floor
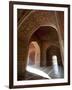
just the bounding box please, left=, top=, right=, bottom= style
left=26, top=65, right=51, bottom=79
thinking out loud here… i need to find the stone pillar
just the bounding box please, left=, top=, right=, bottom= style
left=17, top=39, right=29, bottom=80
left=40, top=41, right=46, bottom=66
left=55, top=12, right=64, bottom=66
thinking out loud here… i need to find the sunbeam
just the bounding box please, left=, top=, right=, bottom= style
left=26, top=65, right=51, bottom=79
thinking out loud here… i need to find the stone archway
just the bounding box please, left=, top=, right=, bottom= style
left=17, top=25, right=63, bottom=80
left=28, top=26, right=61, bottom=66
left=27, top=41, right=40, bottom=66
left=46, top=45, right=62, bottom=66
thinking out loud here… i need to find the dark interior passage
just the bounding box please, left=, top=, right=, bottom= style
left=46, top=46, right=63, bottom=66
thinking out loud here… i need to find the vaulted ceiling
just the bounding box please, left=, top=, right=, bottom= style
left=17, top=9, right=32, bottom=22
left=17, top=9, right=64, bottom=40
left=32, top=26, right=59, bottom=41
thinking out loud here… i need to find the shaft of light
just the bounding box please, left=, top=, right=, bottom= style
left=52, top=55, right=59, bottom=74
left=26, top=65, right=51, bottom=79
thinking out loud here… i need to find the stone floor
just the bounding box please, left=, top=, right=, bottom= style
left=30, top=65, right=64, bottom=79
left=18, top=64, right=64, bottom=80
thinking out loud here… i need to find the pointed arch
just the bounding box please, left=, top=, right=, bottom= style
left=27, top=41, right=40, bottom=66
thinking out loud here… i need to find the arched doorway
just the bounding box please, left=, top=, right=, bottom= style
left=46, top=46, right=64, bottom=78
left=46, top=46, right=62, bottom=66
left=27, top=41, right=40, bottom=66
